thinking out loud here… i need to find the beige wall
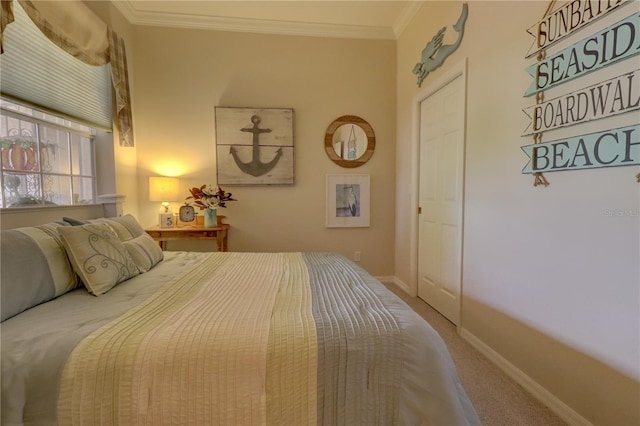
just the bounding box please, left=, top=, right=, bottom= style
left=81, top=1, right=640, bottom=423
left=396, top=1, right=639, bottom=424
left=128, top=25, right=396, bottom=275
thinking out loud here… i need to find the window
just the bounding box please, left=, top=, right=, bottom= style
left=1, top=1, right=113, bottom=130
left=0, top=99, right=96, bottom=208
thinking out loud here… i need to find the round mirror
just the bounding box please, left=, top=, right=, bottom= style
left=325, top=115, right=375, bottom=168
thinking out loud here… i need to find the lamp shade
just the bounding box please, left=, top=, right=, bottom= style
left=149, top=177, right=179, bottom=202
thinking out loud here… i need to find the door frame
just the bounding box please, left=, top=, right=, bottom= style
left=409, top=58, right=468, bottom=328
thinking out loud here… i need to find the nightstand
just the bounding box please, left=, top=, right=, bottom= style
left=145, top=223, right=229, bottom=251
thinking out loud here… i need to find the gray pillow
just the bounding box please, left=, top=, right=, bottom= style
left=1, top=222, right=78, bottom=321
left=62, top=216, right=89, bottom=226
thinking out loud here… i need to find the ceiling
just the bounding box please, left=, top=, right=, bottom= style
left=110, top=1, right=425, bottom=40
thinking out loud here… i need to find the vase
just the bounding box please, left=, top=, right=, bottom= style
left=203, top=208, right=217, bottom=228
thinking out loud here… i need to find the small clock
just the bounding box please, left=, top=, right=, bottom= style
left=179, top=203, right=196, bottom=225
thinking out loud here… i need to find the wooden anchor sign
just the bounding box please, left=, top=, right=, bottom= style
left=230, top=115, right=283, bottom=177
left=215, top=107, right=294, bottom=185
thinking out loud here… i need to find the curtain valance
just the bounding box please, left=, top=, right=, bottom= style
left=0, top=0, right=134, bottom=146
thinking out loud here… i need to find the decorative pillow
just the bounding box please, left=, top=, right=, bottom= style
left=123, top=234, right=164, bottom=273
left=58, top=223, right=140, bottom=296
left=89, top=214, right=146, bottom=242
left=1, top=222, right=78, bottom=321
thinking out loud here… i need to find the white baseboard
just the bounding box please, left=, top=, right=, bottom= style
left=372, top=274, right=412, bottom=294
left=374, top=275, right=396, bottom=285
left=392, top=276, right=416, bottom=296
left=458, top=328, right=593, bottom=426
left=379, top=276, right=590, bottom=425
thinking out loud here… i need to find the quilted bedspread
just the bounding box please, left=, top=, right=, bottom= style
left=1, top=252, right=479, bottom=425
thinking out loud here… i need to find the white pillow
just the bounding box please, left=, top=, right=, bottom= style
left=58, top=223, right=140, bottom=296
left=123, top=234, right=164, bottom=273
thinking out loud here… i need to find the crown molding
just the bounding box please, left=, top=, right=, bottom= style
left=393, top=1, right=424, bottom=39
left=110, top=0, right=400, bottom=40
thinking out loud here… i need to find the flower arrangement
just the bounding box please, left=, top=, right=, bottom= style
left=186, top=185, right=236, bottom=210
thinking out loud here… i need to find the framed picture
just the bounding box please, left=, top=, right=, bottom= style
left=215, top=107, right=294, bottom=185
left=325, top=174, right=370, bottom=228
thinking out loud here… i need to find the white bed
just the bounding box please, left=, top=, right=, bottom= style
left=1, top=216, right=479, bottom=425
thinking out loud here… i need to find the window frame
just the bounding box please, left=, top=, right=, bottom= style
left=0, top=100, right=98, bottom=209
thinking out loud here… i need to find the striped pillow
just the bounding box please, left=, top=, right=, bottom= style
left=1, top=222, right=78, bottom=321
left=123, top=234, right=164, bottom=272
left=88, top=214, right=146, bottom=241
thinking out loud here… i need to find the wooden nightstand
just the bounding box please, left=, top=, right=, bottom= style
left=145, top=223, right=229, bottom=251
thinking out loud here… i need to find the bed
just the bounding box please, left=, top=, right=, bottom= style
left=1, top=215, right=479, bottom=425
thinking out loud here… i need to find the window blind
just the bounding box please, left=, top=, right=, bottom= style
left=0, top=2, right=112, bottom=131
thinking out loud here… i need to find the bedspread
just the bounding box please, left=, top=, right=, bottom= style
left=1, top=251, right=479, bottom=425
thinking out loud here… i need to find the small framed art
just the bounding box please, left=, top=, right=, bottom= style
left=325, top=174, right=370, bottom=228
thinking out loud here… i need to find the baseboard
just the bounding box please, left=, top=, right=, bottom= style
left=391, top=276, right=416, bottom=296
left=458, top=328, right=593, bottom=426
left=376, top=275, right=417, bottom=297
left=379, top=276, right=589, bottom=424
left=375, top=276, right=417, bottom=297
left=374, top=275, right=396, bottom=285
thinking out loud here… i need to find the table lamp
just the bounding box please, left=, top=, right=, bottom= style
left=149, top=176, right=179, bottom=228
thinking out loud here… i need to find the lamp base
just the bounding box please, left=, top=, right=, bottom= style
left=159, top=213, right=174, bottom=228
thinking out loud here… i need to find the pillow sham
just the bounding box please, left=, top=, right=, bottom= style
left=64, top=214, right=146, bottom=242
left=1, top=222, right=78, bottom=321
left=58, top=223, right=140, bottom=296
left=123, top=234, right=164, bottom=273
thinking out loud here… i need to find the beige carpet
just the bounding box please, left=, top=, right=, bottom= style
left=384, top=283, right=567, bottom=426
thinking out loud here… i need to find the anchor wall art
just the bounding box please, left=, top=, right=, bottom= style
left=215, top=107, right=294, bottom=185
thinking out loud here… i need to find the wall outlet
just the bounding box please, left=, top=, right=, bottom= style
left=354, top=251, right=361, bottom=262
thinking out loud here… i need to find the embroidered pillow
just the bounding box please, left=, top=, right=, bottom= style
left=58, top=223, right=140, bottom=296
left=123, top=234, right=164, bottom=273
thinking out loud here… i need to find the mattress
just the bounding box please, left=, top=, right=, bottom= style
left=1, top=251, right=479, bottom=425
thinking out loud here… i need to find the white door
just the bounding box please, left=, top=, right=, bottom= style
left=417, top=74, right=465, bottom=325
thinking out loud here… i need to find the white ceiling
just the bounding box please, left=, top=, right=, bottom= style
left=110, top=1, right=425, bottom=40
